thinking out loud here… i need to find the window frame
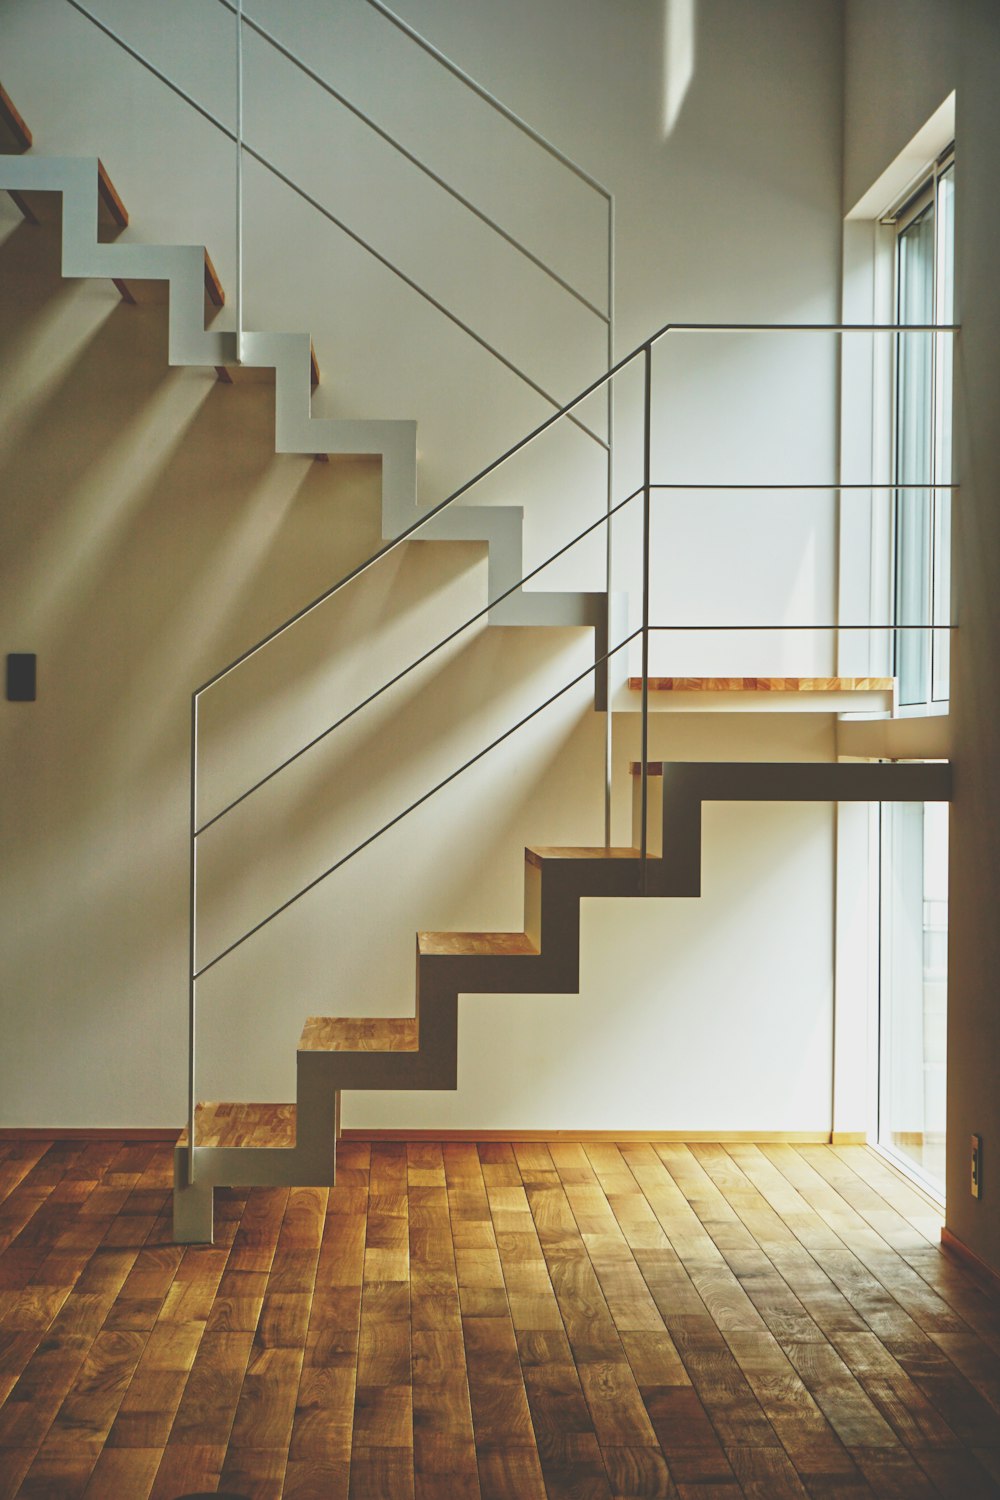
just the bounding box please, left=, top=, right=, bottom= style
left=887, top=148, right=955, bottom=713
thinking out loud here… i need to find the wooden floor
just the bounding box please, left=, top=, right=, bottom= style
left=1, top=1141, right=999, bottom=1499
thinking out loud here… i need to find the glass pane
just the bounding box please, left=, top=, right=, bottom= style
left=879, top=801, right=948, bottom=1195
left=933, top=166, right=955, bottom=701
left=895, top=204, right=935, bottom=706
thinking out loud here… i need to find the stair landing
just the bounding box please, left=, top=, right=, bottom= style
left=624, top=676, right=895, bottom=714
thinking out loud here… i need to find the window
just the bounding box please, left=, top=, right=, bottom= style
left=892, top=153, right=954, bottom=708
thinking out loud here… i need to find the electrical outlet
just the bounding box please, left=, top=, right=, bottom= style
left=971, top=1134, right=983, bottom=1199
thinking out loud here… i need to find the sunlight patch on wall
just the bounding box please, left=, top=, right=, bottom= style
left=662, top=0, right=695, bottom=137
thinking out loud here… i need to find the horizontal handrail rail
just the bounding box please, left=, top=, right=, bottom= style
left=194, top=478, right=958, bottom=839
left=192, top=320, right=959, bottom=699
left=194, top=484, right=645, bottom=838
left=214, top=0, right=607, bottom=322
left=650, top=482, right=957, bottom=490
left=649, top=623, right=955, bottom=630
left=360, top=0, right=613, bottom=203
left=62, top=0, right=605, bottom=447
left=193, top=625, right=643, bottom=979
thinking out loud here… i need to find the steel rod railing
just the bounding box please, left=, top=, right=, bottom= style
left=193, top=627, right=644, bottom=981
left=181, top=291, right=957, bottom=1171
left=196, top=485, right=645, bottom=838
left=359, top=0, right=614, bottom=201
left=63, top=0, right=608, bottom=447
left=214, top=0, right=608, bottom=322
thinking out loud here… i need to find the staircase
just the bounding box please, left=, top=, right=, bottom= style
left=0, top=90, right=611, bottom=695
left=174, top=759, right=951, bottom=1241
left=2, top=81, right=954, bottom=1245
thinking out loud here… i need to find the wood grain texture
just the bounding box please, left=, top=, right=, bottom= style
left=0, top=1140, right=998, bottom=1498
left=626, top=676, right=894, bottom=692
left=299, top=1018, right=418, bottom=1054
left=0, top=84, right=32, bottom=152
left=417, top=931, right=539, bottom=957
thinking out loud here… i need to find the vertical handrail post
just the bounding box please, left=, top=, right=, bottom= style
left=235, top=0, right=245, bottom=363
left=640, top=343, right=652, bottom=893
left=187, top=692, right=199, bottom=1182
left=604, top=196, right=615, bottom=848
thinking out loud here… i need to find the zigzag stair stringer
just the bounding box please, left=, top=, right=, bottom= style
left=2, top=148, right=612, bottom=675
left=174, top=845, right=642, bottom=1238
left=174, top=759, right=954, bottom=1241
left=0, top=152, right=418, bottom=519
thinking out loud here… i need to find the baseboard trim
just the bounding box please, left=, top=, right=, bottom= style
left=831, top=1131, right=868, bottom=1145
left=0, top=1127, right=834, bottom=1146
left=941, top=1226, right=1000, bottom=1296
left=340, top=1129, right=835, bottom=1143
left=0, top=1128, right=182, bottom=1142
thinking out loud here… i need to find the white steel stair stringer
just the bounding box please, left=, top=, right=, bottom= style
left=174, top=759, right=952, bottom=1242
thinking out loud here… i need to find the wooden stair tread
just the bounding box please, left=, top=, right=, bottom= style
left=96, top=159, right=128, bottom=228
left=178, top=1101, right=296, bottom=1150
left=525, top=846, right=638, bottom=867
left=203, top=248, right=225, bottom=307
left=627, top=676, right=894, bottom=692
left=418, top=930, right=539, bottom=957
left=0, top=83, right=32, bottom=153
left=299, top=1016, right=418, bottom=1052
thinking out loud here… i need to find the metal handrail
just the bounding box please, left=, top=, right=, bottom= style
left=361, top=0, right=613, bottom=202
left=194, top=625, right=644, bottom=980
left=214, top=0, right=608, bottom=322
left=178, top=217, right=957, bottom=1171
left=195, top=484, right=646, bottom=838
left=62, top=0, right=607, bottom=445
left=190, top=320, right=958, bottom=701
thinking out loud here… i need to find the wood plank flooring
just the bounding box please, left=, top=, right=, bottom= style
left=0, top=1140, right=998, bottom=1498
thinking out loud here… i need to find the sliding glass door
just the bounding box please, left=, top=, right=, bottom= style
left=878, top=801, right=949, bottom=1195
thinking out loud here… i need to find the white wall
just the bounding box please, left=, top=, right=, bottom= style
left=0, top=0, right=846, bottom=1132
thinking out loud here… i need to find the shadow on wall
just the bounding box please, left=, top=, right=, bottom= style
left=0, top=214, right=611, bottom=1117
left=194, top=619, right=600, bottom=967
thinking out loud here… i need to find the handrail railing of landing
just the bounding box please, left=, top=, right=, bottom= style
left=64, top=0, right=614, bottom=445
left=185, top=319, right=959, bottom=1177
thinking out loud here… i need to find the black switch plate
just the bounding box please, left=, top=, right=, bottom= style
left=6, top=653, right=36, bottom=701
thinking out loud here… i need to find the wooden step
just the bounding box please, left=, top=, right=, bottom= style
left=525, top=846, right=638, bottom=867
left=628, top=676, right=893, bottom=692
left=0, top=83, right=32, bottom=154
left=299, top=1016, right=418, bottom=1052
left=178, top=1101, right=296, bottom=1149
left=96, top=159, right=128, bottom=229
left=629, top=763, right=665, bottom=776
left=418, top=930, right=538, bottom=957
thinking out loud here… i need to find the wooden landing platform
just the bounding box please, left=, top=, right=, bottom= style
left=628, top=676, right=894, bottom=692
